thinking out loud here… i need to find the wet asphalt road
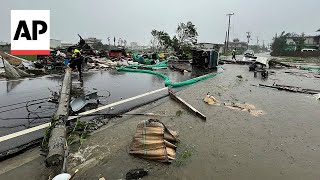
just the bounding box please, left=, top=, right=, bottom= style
left=0, top=68, right=192, bottom=154
left=1, top=56, right=320, bottom=179
left=64, top=63, right=320, bottom=180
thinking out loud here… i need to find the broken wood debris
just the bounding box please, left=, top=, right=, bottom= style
left=258, top=83, right=320, bottom=95
left=169, top=89, right=206, bottom=121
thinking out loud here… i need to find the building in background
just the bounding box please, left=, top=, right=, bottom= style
left=130, top=42, right=139, bottom=50
left=0, top=41, right=9, bottom=46
left=286, top=34, right=320, bottom=50
left=227, top=41, right=248, bottom=53
left=0, top=41, right=10, bottom=52
left=61, top=42, right=74, bottom=49
left=50, top=39, right=61, bottom=49
left=196, top=43, right=224, bottom=53
left=84, top=37, right=102, bottom=48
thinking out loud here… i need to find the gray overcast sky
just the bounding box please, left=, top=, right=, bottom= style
left=1, top=0, right=319, bottom=46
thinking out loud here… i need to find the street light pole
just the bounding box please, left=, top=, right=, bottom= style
left=246, top=32, right=251, bottom=49
left=226, top=13, right=234, bottom=52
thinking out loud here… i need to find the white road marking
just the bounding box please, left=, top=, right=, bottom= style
left=0, top=87, right=168, bottom=143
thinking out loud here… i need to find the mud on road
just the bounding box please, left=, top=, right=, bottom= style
left=64, top=64, right=320, bottom=180
left=1, top=64, right=320, bottom=180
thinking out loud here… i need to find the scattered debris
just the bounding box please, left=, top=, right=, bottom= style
left=69, top=145, right=99, bottom=167
left=176, top=110, right=183, bottom=116
left=249, top=61, right=268, bottom=79
left=126, top=168, right=148, bottom=180
left=173, top=143, right=195, bottom=167
left=70, top=92, right=99, bottom=112
left=268, top=60, right=292, bottom=68
left=224, top=102, right=265, bottom=117
left=314, top=94, right=320, bottom=100
left=2, top=57, right=32, bottom=78
left=129, top=119, right=178, bottom=163
left=284, top=71, right=312, bottom=78
left=169, top=90, right=206, bottom=121
left=52, top=173, right=71, bottom=180
left=203, top=93, right=219, bottom=105
left=259, top=84, right=320, bottom=95
left=236, top=75, right=243, bottom=79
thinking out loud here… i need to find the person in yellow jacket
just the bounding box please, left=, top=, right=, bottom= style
left=69, top=48, right=83, bottom=81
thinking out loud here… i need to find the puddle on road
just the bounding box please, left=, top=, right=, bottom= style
left=0, top=68, right=202, bottom=136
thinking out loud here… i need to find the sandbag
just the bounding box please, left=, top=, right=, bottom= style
left=129, top=119, right=178, bottom=163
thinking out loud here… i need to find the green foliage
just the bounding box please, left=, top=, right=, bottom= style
left=151, top=21, right=198, bottom=57
left=173, top=143, right=195, bottom=167
left=271, top=31, right=307, bottom=55
left=176, top=110, right=183, bottom=116
left=67, top=119, right=90, bottom=147
left=271, top=31, right=291, bottom=55
left=171, top=35, right=179, bottom=53
left=151, top=30, right=172, bottom=52
left=176, top=21, right=198, bottom=55
left=41, top=117, right=58, bottom=151
left=233, top=38, right=240, bottom=42
left=17, top=55, right=37, bottom=61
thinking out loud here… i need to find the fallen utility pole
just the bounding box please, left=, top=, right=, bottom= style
left=46, top=68, right=72, bottom=176
left=169, top=89, right=206, bottom=121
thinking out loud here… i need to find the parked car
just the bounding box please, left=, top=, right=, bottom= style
left=244, top=50, right=255, bottom=57
left=301, top=48, right=317, bottom=52
left=243, top=50, right=257, bottom=59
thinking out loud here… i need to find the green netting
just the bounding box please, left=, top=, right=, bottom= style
left=126, top=60, right=169, bottom=69
left=145, top=60, right=169, bottom=69
left=300, top=66, right=320, bottom=71
left=131, top=53, right=155, bottom=65
left=170, top=73, right=219, bottom=87
left=118, top=67, right=221, bottom=88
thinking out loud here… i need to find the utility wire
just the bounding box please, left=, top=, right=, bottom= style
left=0, top=97, right=49, bottom=109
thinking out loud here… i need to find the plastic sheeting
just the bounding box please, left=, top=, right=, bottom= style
left=300, top=66, right=320, bottom=71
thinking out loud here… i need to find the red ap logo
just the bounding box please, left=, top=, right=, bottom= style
left=11, top=10, right=50, bottom=55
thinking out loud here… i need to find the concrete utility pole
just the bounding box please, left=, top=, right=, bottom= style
left=46, top=68, right=72, bottom=177
left=256, top=36, right=259, bottom=46
left=246, top=32, right=251, bottom=49
left=107, top=37, right=110, bottom=51
left=225, top=13, right=234, bottom=52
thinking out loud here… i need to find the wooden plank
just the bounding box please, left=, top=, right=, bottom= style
left=169, top=90, right=206, bottom=121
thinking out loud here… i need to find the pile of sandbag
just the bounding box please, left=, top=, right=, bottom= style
left=129, top=119, right=178, bottom=163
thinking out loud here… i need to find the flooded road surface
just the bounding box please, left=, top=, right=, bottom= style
left=66, top=64, right=320, bottom=180
left=0, top=68, right=192, bottom=138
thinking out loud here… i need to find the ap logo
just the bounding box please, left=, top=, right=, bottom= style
left=11, top=10, right=50, bottom=55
